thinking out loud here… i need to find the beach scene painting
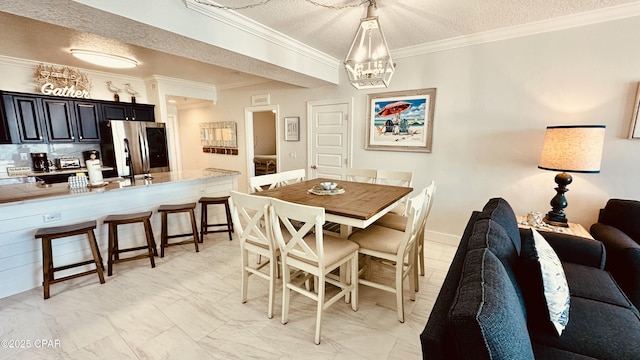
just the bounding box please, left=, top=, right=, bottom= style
left=366, top=88, right=436, bottom=152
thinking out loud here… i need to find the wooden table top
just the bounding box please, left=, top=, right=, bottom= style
left=255, top=178, right=413, bottom=221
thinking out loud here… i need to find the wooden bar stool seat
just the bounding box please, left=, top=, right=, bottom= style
left=35, top=220, right=105, bottom=299
left=158, top=203, right=199, bottom=257
left=103, top=211, right=157, bottom=276
left=199, top=196, right=234, bottom=242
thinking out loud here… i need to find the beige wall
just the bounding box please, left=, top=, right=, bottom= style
left=210, top=16, right=640, bottom=242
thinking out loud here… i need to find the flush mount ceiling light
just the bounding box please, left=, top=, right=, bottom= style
left=70, top=49, right=138, bottom=69
left=344, top=0, right=395, bottom=89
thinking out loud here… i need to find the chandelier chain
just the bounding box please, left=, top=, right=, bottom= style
left=193, top=0, right=372, bottom=11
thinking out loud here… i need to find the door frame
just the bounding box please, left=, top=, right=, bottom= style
left=306, top=98, right=353, bottom=179
left=244, top=104, right=280, bottom=181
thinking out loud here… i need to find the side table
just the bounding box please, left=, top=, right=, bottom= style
left=516, top=216, right=593, bottom=240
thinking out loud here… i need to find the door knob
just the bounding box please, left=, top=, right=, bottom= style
left=311, top=165, right=317, bottom=169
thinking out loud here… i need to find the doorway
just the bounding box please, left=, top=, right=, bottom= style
left=244, top=105, right=279, bottom=180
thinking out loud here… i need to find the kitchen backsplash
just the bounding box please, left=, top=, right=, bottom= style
left=0, top=144, right=100, bottom=180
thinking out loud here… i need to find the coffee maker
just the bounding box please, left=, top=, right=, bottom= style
left=31, top=152, right=49, bottom=172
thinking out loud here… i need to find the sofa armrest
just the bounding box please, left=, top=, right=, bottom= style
left=591, top=223, right=638, bottom=252
left=519, top=229, right=605, bottom=269
left=590, top=222, right=640, bottom=308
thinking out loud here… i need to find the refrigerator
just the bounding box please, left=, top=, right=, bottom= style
left=101, top=120, right=170, bottom=180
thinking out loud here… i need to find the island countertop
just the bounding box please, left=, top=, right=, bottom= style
left=0, top=168, right=240, bottom=206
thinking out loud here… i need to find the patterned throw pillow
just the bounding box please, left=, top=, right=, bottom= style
left=529, top=228, right=570, bottom=335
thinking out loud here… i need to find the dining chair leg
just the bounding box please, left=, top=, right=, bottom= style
left=268, top=253, right=277, bottom=319
left=396, top=266, right=405, bottom=323
left=314, top=274, right=326, bottom=345
left=281, top=262, right=291, bottom=325
left=350, top=253, right=358, bottom=311
left=241, top=246, right=249, bottom=304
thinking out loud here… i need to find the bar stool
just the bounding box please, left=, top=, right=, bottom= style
left=103, top=211, right=157, bottom=276
left=35, top=220, right=105, bottom=299
left=158, top=203, right=199, bottom=257
left=199, top=196, right=234, bottom=242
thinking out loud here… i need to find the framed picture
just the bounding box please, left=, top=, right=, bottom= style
left=284, top=116, right=299, bottom=141
left=630, top=82, right=640, bottom=139
left=366, top=88, right=436, bottom=152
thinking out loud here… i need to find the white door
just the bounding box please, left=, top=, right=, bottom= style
left=307, top=99, right=352, bottom=180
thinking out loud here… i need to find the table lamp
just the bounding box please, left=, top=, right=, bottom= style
left=538, top=125, right=605, bottom=227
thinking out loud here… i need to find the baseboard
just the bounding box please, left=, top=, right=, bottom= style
left=424, top=230, right=460, bottom=247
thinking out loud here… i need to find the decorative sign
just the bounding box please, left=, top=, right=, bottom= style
left=35, top=63, right=91, bottom=98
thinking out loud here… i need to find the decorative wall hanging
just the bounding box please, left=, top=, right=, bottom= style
left=629, top=82, right=640, bottom=139
left=35, top=63, right=91, bottom=98
left=366, top=88, right=436, bottom=153
left=284, top=116, right=300, bottom=141
left=200, top=121, right=238, bottom=155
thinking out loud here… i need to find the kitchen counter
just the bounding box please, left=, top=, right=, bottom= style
left=0, top=168, right=239, bottom=206
left=0, top=168, right=239, bottom=300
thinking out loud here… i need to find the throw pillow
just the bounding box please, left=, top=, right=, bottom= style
left=520, top=228, right=570, bottom=336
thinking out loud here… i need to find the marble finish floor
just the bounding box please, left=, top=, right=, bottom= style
left=0, top=234, right=456, bottom=360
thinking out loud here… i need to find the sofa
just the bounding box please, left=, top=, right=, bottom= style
left=590, top=199, right=640, bottom=309
left=420, top=198, right=640, bottom=359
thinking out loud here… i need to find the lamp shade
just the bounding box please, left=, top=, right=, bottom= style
left=538, top=125, right=605, bottom=173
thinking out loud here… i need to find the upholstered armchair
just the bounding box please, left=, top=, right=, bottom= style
left=590, top=198, right=640, bottom=308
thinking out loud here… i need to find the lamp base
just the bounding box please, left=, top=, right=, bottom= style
left=543, top=214, right=569, bottom=228
left=544, top=172, right=572, bottom=228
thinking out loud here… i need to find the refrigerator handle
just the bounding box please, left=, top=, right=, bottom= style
left=139, top=125, right=150, bottom=175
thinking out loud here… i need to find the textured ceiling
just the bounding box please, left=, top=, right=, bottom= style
left=206, top=0, right=640, bottom=58
left=0, top=0, right=640, bottom=91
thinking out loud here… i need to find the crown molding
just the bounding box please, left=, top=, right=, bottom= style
left=393, top=3, right=640, bottom=59
left=184, top=0, right=340, bottom=69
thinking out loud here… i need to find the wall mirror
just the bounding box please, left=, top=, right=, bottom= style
left=200, top=121, right=237, bottom=148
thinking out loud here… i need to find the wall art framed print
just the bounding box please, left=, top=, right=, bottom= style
left=630, top=82, right=640, bottom=139
left=284, top=116, right=300, bottom=141
left=366, top=88, right=436, bottom=152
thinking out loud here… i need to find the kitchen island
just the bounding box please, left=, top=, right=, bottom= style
left=0, top=168, right=239, bottom=299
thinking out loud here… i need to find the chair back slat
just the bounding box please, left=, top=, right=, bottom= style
left=229, top=190, right=273, bottom=248
left=249, top=169, right=306, bottom=193
left=270, top=198, right=325, bottom=265
left=345, top=168, right=377, bottom=183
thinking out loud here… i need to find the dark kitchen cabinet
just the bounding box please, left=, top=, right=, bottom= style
left=42, top=98, right=75, bottom=142
left=103, top=103, right=154, bottom=121
left=3, top=94, right=45, bottom=143
left=74, top=101, right=101, bottom=142
left=0, top=98, right=11, bottom=144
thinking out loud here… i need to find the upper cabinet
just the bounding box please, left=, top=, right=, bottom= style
left=74, top=102, right=101, bottom=142
left=3, top=94, right=45, bottom=143
left=0, top=91, right=154, bottom=144
left=103, top=103, right=155, bottom=122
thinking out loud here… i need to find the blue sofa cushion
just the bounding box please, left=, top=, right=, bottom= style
left=448, top=248, right=534, bottom=359
left=468, top=218, right=527, bottom=315
left=531, top=297, right=640, bottom=359
left=563, top=262, right=637, bottom=312
left=478, top=198, right=522, bottom=254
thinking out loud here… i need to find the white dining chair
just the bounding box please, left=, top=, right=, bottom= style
left=270, top=197, right=359, bottom=345
left=348, top=186, right=429, bottom=323
left=249, top=168, right=306, bottom=193
left=228, top=190, right=278, bottom=319
left=374, top=181, right=435, bottom=291
left=345, top=168, right=377, bottom=183
left=376, top=170, right=414, bottom=215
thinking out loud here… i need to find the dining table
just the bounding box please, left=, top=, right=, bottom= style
left=254, top=177, right=413, bottom=237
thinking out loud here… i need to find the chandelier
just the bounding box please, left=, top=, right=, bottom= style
left=344, top=0, right=395, bottom=89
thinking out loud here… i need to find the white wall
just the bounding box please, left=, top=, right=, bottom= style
left=211, top=16, right=640, bottom=242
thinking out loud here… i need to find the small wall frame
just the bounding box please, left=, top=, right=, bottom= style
left=284, top=116, right=300, bottom=141
left=630, top=82, right=640, bottom=139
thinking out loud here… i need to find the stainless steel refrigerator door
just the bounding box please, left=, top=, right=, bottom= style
left=140, top=122, right=170, bottom=173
